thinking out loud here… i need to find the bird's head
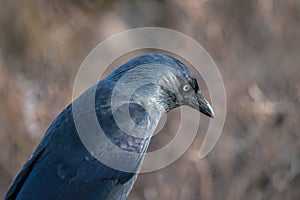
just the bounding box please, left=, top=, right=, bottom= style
left=155, top=55, right=215, bottom=118
left=107, top=54, right=215, bottom=119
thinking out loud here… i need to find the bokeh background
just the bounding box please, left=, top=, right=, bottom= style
left=0, top=0, right=299, bottom=199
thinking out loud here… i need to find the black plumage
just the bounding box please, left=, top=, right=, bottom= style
left=5, top=54, right=214, bottom=200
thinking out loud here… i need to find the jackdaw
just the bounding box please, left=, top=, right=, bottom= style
left=5, top=54, right=214, bottom=200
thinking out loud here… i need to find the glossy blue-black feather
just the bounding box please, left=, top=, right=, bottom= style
left=5, top=54, right=195, bottom=200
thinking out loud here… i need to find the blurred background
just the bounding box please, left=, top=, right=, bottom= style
left=0, top=0, right=299, bottom=199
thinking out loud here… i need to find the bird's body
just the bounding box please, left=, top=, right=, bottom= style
left=5, top=54, right=214, bottom=200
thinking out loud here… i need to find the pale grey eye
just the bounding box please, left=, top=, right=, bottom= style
left=183, top=84, right=190, bottom=92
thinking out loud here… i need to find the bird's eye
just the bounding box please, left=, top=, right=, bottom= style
left=183, top=84, right=190, bottom=92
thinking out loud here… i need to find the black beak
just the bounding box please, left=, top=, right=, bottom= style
left=189, top=91, right=215, bottom=118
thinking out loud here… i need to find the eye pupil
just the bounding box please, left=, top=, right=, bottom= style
left=183, top=85, right=190, bottom=91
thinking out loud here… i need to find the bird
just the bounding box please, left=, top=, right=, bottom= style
left=5, top=53, right=214, bottom=200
